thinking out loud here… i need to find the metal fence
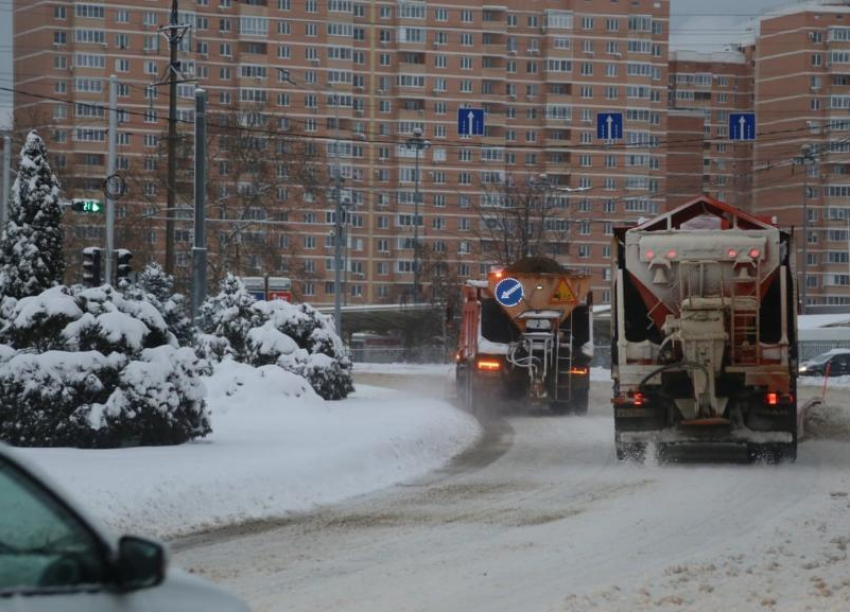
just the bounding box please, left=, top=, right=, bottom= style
left=350, top=342, right=848, bottom=367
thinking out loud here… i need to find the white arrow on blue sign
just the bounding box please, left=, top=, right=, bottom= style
left=596, top=113, right=623, bottom=141
left=729, top=113, right=756, bottom=141
left=458, top=108, right=485, bottom=136
left=495, top=277, right=524, bottom=307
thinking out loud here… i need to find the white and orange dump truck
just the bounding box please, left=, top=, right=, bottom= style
left=612, top=196, right=798, bottom=462
left=456, top=257, right=593, bottom=415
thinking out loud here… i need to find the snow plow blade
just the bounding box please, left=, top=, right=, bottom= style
left=656, top=441, right=749, bottom=464
left=618, top=429, right=795, bottom=464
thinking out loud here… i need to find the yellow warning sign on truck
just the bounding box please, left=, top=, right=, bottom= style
left=550, top=278, right=576, bottom=304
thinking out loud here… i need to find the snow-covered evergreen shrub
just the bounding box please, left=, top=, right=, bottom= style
left=1, top=287, right=81, bottom=352
left=196, top=274, right=259, bottom=358
left=251, top=300, right=354, bottom=400
left=196, top=275, right=354, bottom=400
left=0, top=351, right=125, bottom=447
left=94, top=346, right=210, bottom=447
left=0, top=285, right=210, bottom=448
left=0, top=131, right=65, bottom=299
left=132, top=263, right=194, bottom=346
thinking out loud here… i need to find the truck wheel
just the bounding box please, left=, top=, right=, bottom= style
left=550, top=402, right=571, bottom=416
left=616, top=442, right=646, bottom=462
left=571, top=388, right=589, bottom=416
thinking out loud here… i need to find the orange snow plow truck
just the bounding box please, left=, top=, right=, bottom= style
left=612, top=196, right=798, bottom=462
left=456, top=257, right=593, bottom=415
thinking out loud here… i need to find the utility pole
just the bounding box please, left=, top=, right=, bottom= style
left=406, top=128, right=430, bottom=303
left=333, top=161, right=344, bottom=337
left=160, top=0, right=190, bottom=275
left=104, top=75, right=118, bottom=284
left=1, top=133, right=10, bottom=229
left=191, top=88, right=208, bottom=319
left=796, top=145, right=817, bottom=314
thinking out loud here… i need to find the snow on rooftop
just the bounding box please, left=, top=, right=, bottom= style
left=760, top=0, right=850, bottom=22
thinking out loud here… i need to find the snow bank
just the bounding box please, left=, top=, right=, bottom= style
left=353, top=362, right=455, bottom=376
left=19, top=359, right=480, bottom=540
left=803, top=402, right=850, bottom=441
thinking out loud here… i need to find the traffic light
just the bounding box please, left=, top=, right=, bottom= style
left=82, top=247, right=102, bottom=287
left=70, top=199, right=103, bottom=213
left=115, top=249, right=133, bottom=283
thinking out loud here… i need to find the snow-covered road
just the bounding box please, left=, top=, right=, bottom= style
left=173, top=379, right=850, bottom=612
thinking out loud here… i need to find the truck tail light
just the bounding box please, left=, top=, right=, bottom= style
left=477, top=359, right=501, bottom=371
left=646, top=249, right=655, bottom=260
left=764, top=392, right=793, bottom=405
left=570, top=367, right=589, bottom=375
left=633, top=391, right=645, bottom=406
left=749, top=248, right=761, bottom=259
left=727, top=248, right=738, bottom=259
left=666, top=249, right=677, bottom=260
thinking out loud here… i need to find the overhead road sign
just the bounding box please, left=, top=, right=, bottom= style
left=458, top=108, right=485, bottom=136
left=597, top=113, right=623, bottom=141
left=729, top=113, right=756, bottom=141
left=495, top=277, right=524, bottom=307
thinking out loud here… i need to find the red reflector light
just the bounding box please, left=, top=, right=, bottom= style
left=728, top=248, right=738, bottom=259
left=749, top=248, right=761, bottom=259
left=646, top=249, right=655, bottom=260
left=570, top=367, right=589, bottom=375
left=766, top=392, right=778, bottom=405
left=666, top=249, right=677, bottom=259
left=477, top=359, right=501, bottom=371
left=633, top=392, right=645, bottom=406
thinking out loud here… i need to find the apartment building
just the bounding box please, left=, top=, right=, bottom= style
left=667, top=49, right=754, bottom=210
left=13, top=0, right=670, bottom=306
left=754, top=2, right=850, bottom=311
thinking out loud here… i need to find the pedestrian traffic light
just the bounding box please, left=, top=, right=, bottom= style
left=115, top=249, right=133, bottom=283
left=82, top=247, right=102, bottom=287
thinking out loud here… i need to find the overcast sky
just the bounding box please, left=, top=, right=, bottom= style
left=0, top=0, right=808, bottom=130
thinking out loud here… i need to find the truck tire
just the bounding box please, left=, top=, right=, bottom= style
left=571, top=387, right=589, bottom=416
left=550, top=401, right=571, bottom=416
left=616, top=442, right=646, bottom=462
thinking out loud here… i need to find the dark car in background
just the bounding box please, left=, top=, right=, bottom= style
left=798, top=349, right=850, bottom=376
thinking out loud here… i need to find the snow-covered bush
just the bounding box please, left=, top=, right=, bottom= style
left=0, top=131, right=65, bottom=299
left=94, top=346, right=210, bottom=447
left=130, top=263, right=194, bottom=346
left=0, top=351, right=124, bottom=447
left=2, top=287, right=81, bottom=352
left=0, top=284, right=210, bottom=448
left=252, top=300, right=353, bottom=400
left=197, top=277, right=353, bottom=400
left=196, top=274, right=260, bottom=357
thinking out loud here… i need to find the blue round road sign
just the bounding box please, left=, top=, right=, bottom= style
left=495, top=277, right=524, bottom=307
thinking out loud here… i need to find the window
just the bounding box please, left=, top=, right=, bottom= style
left=0, top=455, right=108, bottom=593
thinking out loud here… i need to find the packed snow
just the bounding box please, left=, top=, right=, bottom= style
left=17, top=359, right=480, bottom=540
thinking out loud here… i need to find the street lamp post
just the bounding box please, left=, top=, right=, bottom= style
left=406, top=128, right=430, bottom=303
left=795, top=144, right=818, bottom=314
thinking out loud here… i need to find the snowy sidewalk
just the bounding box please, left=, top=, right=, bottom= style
left=18, top=360, right=480, bottom=540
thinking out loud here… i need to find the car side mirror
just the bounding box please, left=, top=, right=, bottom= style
left=117, top=535, right=167, bottom=591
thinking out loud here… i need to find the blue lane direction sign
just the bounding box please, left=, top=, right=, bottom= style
left=495, top=277, right=524, bottom=307
left=597, top=112, right=623, bottom=141
left=458, top=107, right=485, bottom=136
left=729, top=113, right=756, bottom=141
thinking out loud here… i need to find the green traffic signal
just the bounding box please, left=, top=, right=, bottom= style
left=71, top=199, right=103, bottom=213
